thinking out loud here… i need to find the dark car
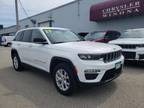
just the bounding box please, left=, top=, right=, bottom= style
left=85, top=31, right=121, bottom=43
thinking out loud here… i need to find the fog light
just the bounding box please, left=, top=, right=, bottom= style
left=84, top=69, right=101, bottom=74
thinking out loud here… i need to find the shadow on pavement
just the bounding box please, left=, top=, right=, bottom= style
left=0, top=66, right=118, bottom=108
left=124, top=60, right=144, bottom=69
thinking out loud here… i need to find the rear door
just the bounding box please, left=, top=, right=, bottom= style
left=12, top=31, right=24, bottom=60
left=18, top=30, right=32, bottom=64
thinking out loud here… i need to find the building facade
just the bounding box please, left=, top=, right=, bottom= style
left=0, top=0, right=144, bottom=35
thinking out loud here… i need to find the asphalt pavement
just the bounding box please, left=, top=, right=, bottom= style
left=0, top=46, right=144, bottom=108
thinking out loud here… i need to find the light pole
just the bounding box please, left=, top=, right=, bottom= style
left=48, top=16, right=54, bottom=27
left=15, top=0, right=20, bottom=31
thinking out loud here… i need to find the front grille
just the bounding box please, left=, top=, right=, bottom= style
left=101, top=67, right=122, bottom=82
left=118, top=44, right=136, bottom=49
left=123, top=52, right=136, bottom=59
left=117, top=44, right=144, bottom=49
left=103, top=50, right=121, bottom=63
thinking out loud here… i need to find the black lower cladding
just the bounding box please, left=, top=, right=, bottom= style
left=122, top=52, right=136, bottom=59
left=85, top=73, right=98, bottom=80
left=101, top=67, right=122, bottom=82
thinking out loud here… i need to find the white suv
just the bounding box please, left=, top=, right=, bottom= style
left=110, top=28, right=144, bottom=61
left=11, top=27, right=124, bottom=95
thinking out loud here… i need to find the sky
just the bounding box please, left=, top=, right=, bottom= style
left=0, top=0, right=74, bottom=27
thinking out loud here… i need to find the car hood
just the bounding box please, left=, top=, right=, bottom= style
left=50, top=41, right=121, bottom=54
left=109, top=38, right=144, bottom=45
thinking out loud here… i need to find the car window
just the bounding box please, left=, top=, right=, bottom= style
left=105, top=31, right=121, bottom=39
left=85, top=34, right=93, bottom=40
left=22, top=30, right=32, bottom=42
left=43, top=29, right=81, bottom=44
left=31, top=29, right=45, bottom=42
left=13, top=31, right=23, bottom=41
left=85, top=32, right=105, bottom=41
left=121, top=30, right=144, bottom=38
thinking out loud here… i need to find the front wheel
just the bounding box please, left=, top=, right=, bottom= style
left=53, top=63, right=77, bottom=96
left=12, top=53, right=23, bottom=71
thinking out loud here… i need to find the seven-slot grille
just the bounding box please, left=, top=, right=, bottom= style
left=103, top=50, right=121, bottom=63
left=117, top=44, right=144, bottom=49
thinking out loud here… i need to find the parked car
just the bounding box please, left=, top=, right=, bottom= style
left=1, top=35, right=15, bottom=47
left=85, top=31, right=121, bottom=43
left=0, top=36, right=2, bottom=45
left=11, top=27, right=124, bottom=95
left=109, top=28, right=144, bottom=61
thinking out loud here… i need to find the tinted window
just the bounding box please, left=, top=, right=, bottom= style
left=22, top=30, right=32, bottom=42
left=14, top=31, right=23, bottom=41
left=85, top=32, right=105, bottom=41
left=105, top=31, right=120, bottom=39
left=31, top=29, right=45, bottom=42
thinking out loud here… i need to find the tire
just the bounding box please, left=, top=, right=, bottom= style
left=12, top=53, right=23, bottom=71
left=53, top=63, right=77, bottom=96
left=7, top=43, right=11, bottom=47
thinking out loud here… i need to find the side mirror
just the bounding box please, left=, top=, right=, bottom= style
left=33, top=38, right=48, bottom=44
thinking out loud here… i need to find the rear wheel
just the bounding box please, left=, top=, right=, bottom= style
left=12, top=53, right=23, bottom=71
left=53, top=63, right=76, bottom=96
left=7, top=43, right=11, bottom=47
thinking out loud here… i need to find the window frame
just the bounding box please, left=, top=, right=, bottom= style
left=31, top=29, right=47, bottom=43
left=13, top=31, right=24, bottom=42
left=22, top=30, right=32, bottom=42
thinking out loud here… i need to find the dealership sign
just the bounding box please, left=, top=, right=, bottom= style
left=90, top=0, right=144, bottom=21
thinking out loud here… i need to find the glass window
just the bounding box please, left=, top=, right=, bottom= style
left=105, top=31, right=121, bottom=40
left=31, top=29, right=45, bottom=42
left=13, top=31, right=23, bottom=41
left=43, top=29, right=81, bottom=44
left=85, top=32, right=105, bottom=41
left=22, top=30, right=32, bottom=42
left=121, top=30, right=144, bottom=38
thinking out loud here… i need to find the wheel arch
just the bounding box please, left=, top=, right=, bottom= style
left=11, top=49, right=18, bottom=58
left=50, top=56, right=77, bottom=75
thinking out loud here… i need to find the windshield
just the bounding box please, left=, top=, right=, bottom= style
left=121, top=30, right=144, bottom=38
left=43, top=29, right=81, bottom=44
left=85, top=32, right=105, bottom=40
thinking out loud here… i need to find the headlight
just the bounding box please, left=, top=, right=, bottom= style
left=78, top=54, right=102, bottom=60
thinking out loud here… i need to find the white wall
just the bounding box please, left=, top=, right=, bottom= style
left=19, top=0, right=107, bottom=33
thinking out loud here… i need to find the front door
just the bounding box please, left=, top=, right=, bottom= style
left=28, top=29, right=50, bottom=71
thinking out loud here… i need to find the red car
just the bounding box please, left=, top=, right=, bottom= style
left=85, top=31, right=121, bottom=43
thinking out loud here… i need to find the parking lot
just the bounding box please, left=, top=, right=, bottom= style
left=0, top=46, right=144, bottom=108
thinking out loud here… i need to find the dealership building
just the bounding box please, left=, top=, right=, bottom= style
left=0, top=0, right=144, bottom=36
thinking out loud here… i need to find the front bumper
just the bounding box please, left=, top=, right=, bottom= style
left=74, top=56, right=124, bottom=83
